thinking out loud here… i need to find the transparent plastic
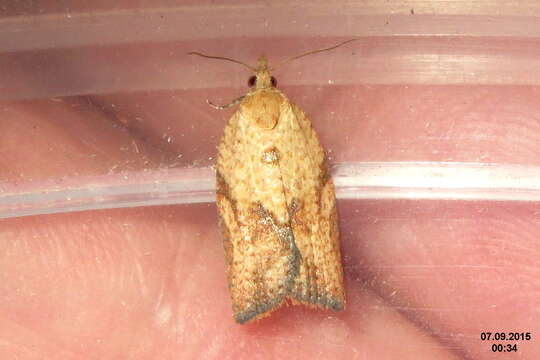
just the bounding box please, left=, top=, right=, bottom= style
left=1, top=162, right=539, bottom=219
left=1, top=1, right=539, bottom=216
left=1, top=1, right=539, bottom=359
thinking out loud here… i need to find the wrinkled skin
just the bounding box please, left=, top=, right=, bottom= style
left=1, top=42, right=539, bottom=359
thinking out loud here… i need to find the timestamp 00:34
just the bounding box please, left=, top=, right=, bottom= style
left=480, top=332, right=532, bottom=353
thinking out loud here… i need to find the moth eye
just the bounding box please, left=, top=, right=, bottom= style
left=271, top=76, right=277, bottom=87
left=248, top=76, right=256, bottom=87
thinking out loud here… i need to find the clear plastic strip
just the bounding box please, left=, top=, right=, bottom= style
left=2, top=3, right=540, bottom=53
left=4, top=5, right=540, bottom=100
left=0, top=162, right=538, bottom=219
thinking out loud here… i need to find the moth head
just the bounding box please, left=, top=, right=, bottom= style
left=188, top=39, right=359, bottom=92
left=249, top=56, right=277, bottom=89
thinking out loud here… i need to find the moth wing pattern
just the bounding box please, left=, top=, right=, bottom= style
left=216, top=93, right=301, bottom=324
left=216, top=88, right=345, bottom=324
left=216, top=185, right=300, bottom=323
left=284, top=103, right=345, bottom=311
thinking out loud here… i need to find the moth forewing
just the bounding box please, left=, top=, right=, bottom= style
left=214, top=56, right=345, bottom=324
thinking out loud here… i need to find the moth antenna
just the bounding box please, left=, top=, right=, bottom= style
left=187, top=51, right=256, bottom=71
left=271, top=38, right=360, bottom=71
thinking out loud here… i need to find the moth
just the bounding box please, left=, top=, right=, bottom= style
left=190, top=41, right=354, bottom=323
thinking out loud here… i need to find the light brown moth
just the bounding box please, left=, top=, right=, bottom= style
left=190, top=41, right=354, bottom=323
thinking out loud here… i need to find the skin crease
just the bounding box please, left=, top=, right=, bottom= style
left=1, top=50, right=540, bottom=359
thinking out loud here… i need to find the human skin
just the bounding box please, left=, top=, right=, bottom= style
left=1, top=80, right=539, bottom=359
left=1, top=17, right=540, bottom=357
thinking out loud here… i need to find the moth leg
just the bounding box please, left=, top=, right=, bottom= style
left=207, top=96, right=245, bottom=110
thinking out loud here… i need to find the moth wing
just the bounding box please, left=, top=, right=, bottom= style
left=216, top=99, right=300, bottom=324
left=280, top=103, right=346, bottom=310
